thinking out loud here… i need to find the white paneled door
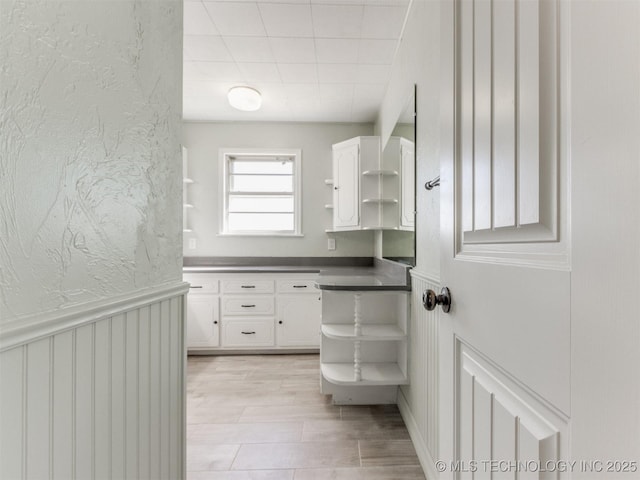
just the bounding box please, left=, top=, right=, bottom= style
left=438, top=0, right=571, bottom=477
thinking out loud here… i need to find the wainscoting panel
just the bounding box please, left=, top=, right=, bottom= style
left=398, top=271, right=439, bottom=479
left=0, top=284, right=187, bottom=480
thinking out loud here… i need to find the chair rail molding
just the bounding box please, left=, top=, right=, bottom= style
left=1, top=282, right=190, bottom=352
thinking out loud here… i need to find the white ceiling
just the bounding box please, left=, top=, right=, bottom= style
left=183, top=0, right=411, bottom=123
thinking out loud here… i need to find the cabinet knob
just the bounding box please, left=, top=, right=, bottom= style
left=334, top=186, right=339, bottom=190
left=278, top=321, right=283, bottom=324
left=214, top=321, right=218, bottom=325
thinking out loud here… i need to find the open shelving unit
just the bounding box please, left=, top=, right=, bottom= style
left=320, top=290, right=409, bottom=404
left=183, top=146, right=193, bottom=233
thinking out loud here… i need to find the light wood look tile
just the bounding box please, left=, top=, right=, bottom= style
left=188, top=422, right=303, bottom=444
left=232, top=441, right=361, bottom=470
left=302, top=418, right=410, bottom=442
left=358, top=439, right=421, bottom=467
left=188, top=471, right=295, bottom=480
left=293, top=466, right=427, bottom=480
left=186, top=354, right=425, bottom=479
left=187, top=444, right=239, bottom=472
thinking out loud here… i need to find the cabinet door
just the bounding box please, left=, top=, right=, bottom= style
left=400, top=141, right=415, bottom=229
left=186, top=294, right=219, bottom=348
left=277, top=294, right=322, bottom=347
left=333, top=142, right=360, bottom=228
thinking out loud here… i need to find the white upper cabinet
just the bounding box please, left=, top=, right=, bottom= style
left=331, top=136, right=405, bottom=231
left=383, top=136, right=415, bottom=231
left=399, top=138, right=415, bottom=230
left=332, top=139, right=361, bottom=229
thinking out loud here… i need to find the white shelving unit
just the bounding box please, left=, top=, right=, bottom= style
left=183, top=146, right=193, bottom=233
left=319, top=290, right=409, bottom=404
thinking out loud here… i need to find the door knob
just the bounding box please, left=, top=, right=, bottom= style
left=422, top=287, right=452, bottom=313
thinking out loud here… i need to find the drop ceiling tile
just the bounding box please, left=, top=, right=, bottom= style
left=357, top=39, right=397, bottom=65
left=278, top=63, right=318, bottom=84
left=353, top=83, right=387, bottom=106
left=184, top=61, right=243, bottom=82
left=184, top=2, right=219, bottom=35
left=238, top=63, right=282, bottom=83
left=317, top=64, right=357, bottom=84
left=270, top=37, right=316, bottom=63
left=184, top=35, right=232, bottom=62
left=315, top=38, right=359, bottom=64
left=361, top=5, right=407, bottom=39
left=356, top=64, right=391, bottom=84
left=285, top=83, right=320, bottom=102
left=224, top=37, right=274, bottom=63
left=203, top=2, right=266, bottom=36
left=319, top=83, right=354, bottom=104
left=311, top=4, right=363, bottom=39
left=259, top=4, right=313, bottom=37
left=183, top=81, right=216, bottom=98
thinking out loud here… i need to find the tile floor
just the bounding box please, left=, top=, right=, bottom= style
left=187, top=354, right=426, bottom=480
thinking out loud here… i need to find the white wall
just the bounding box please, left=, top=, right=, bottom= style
left=0, top=0, right=184, bottom=322
left=374, top=1, right=442, bottom=477
left=182, top=121, right=376, bottom=258
left=0, top=1, right=186, bottom=478
left=375, top=0, right=441, bottom=279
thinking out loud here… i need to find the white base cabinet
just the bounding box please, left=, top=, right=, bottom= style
left=186, top=294, right=220, bottom=348
left=319, top=290, right=409, bottom=405
left=184, top=272, right=321, bottom=352
left=277, top=294, right=322, bottom=347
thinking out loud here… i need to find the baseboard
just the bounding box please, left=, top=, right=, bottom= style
left=398, top=388, right=440, bottom=480
left=188, top=348, right=319, bottom=355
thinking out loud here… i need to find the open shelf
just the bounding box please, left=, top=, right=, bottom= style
left=362, top=198, right=398, bottom=204
left=183, top=203, right=194, bottom=209
left=325, top=204, right=334, bottom=209
left=362, top=170, right=398, bottom=176
left=183, top=178, right=194, bottom=184
left=322, top=324, right=406, bottom=341
left=324, top=179, right=334, bottom=185
left=321, top=363, right=408, bottom=386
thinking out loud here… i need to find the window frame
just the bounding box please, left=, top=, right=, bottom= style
left=218, top=148, right=303, bottom=237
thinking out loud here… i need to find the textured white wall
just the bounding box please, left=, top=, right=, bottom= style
left=182, top=121, right=376, bottom=258
left=0, top=0, right=184, bottom=321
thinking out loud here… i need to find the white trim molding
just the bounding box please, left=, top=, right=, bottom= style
left=1, top=282, right=190, bottom=352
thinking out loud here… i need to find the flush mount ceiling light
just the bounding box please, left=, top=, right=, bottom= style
left=228, top=86, right=262, bottom=112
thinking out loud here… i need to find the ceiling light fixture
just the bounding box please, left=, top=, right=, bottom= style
left=228, top=86, right=262, bottom=111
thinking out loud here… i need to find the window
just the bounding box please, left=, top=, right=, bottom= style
left=220, top=149, right=302, bottom=236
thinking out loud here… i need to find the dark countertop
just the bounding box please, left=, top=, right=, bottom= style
left=183, top=266, right=322, bottom=274
left=183, top=257, right=412, bottom=292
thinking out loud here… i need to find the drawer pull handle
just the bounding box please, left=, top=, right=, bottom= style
left=241, top=304, right=256, bottom=308
left=241, top=285, right=255, bottom=289
left=190, top=286, right=203, bottom=289
left=293, top=285, right=308, bottom=288
left=241, top=331, right=256, bottom=335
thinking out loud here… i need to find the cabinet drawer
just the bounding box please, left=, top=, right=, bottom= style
left=222, top=279, right=274, bottom=294
left=222, top=319, right=274, bottom=347
left=183, top=274, right=219, bottom=294
left=222, top=296, right=275, bottom=315
left=277, top=279, right=318, bottom=294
